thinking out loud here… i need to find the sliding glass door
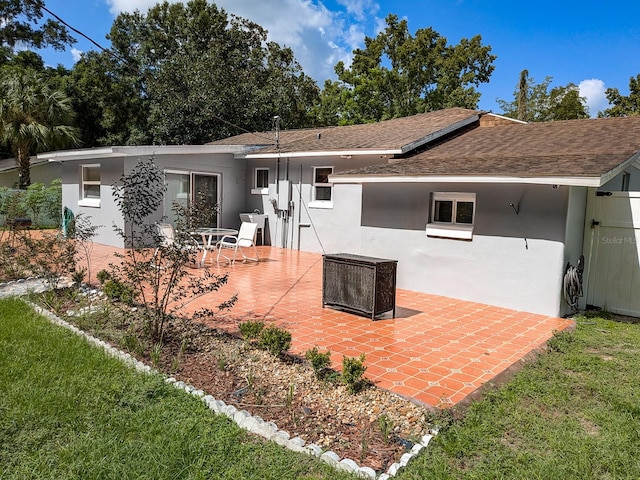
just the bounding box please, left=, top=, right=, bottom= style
left=164, top=171, right=220, bottom=228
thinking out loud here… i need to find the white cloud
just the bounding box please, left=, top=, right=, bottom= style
left=104, top=0, right=382, bottom=84
left=71, top=48, right=83, bottom=62
left=579, top=79, right=609, bottom=117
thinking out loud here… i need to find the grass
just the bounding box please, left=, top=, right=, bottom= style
left=0, top=297, right=354, bottom=480
left=397, top=315, right=640, bottom=479
left=6, top=293, right=640, bottom=480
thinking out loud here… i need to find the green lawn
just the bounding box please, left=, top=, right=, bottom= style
left=4, top=296, right=640, bottom=480
left=397, top=314, right=640, bottom=479
left=0, top=297, right=354, bottom=480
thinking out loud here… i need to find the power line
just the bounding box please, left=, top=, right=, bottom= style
left=39, top=4, right=127, bottom=65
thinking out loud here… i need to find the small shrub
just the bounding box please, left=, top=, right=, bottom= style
left=305, top=346, right=332, bottom=378
left=102, top=279, right=135, bottom=305
left=259, top=325, right=292, bottom=357
left=96, top=269, right=110, bottom=285
left=342, top=354, right=367, bottom=394
left=239, top=319, right=265, bottom=341
left=71, top=268, right=86, bottom=284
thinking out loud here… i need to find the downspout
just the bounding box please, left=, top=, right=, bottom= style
left=297, top=164, right=302, bottom=250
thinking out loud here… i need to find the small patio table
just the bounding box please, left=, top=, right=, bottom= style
left=191, top=227, right=239, bottom=265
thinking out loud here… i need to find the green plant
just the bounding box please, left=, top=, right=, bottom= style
left=72, top=268, right=86, bottom=284
left=342, top=354, right=367, bottom=394
left=378, top=414, right=394, bottom=444
left=121, top=331, right=145, bottom=357
left=109, top=158, right=235, bottom=343
left=239, top=319, right=265, bottom=342
left=258, top=325, right=292, bottom=357
left=96, top=269, right=110, bottom=285
left=150, top=343, right=162, bottom=366
left=286, top=382, right=295, bottom=408
left=305, top=346, right=332, bottom=379
left=103, top=279, right=136, bottom=305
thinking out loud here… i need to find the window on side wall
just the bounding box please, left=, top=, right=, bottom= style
left=310, top=166, right=333, bottom=208
left=79, top=164, right=101, bottom=207
left=622, top=171, right=631, bottom=191
left=426, top=192, right=476, bottom=240
left=252, top=167, right=269, bottom=194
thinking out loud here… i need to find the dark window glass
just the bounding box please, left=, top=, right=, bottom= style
left=315, top=186, right=332, bottom=201
left=256, top=169, right=269, bottom=188
left=456, top=202, right=474, bottom=224
left=434, top=200, right=453, bottom=222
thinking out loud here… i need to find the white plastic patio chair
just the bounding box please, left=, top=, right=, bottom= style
left=153, top=222, right=203, bottom=267
left=216, top=222, right=259, bottom=264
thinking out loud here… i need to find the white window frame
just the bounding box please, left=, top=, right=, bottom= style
left=426, top=192, right=476, bottom=240
left=78, top=164, right=101, bottom=208
left=251, top=167, right=269, bottom=195
left=309, top=166, right=334, bottom=209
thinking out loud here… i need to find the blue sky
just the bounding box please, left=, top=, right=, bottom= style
left=38, top=0, right=640, bottom=116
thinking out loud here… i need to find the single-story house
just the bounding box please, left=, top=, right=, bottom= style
left=39, top=108, right=640, bottom=318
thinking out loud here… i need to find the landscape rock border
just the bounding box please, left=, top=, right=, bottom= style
left=30, top=302, right=438, bottom=479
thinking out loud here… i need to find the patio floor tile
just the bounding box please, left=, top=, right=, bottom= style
left=83, top=243, right=573, bottom=408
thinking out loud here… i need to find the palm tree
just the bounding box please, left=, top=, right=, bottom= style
left=0, top=69, right=79, bottom=188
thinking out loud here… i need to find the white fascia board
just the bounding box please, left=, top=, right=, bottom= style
left=600, top=150, right=640, bottom=184
left=400, top=114, right=480, bottom=153
left=242, top=149, right=402, bottom=159
left=329, top=174, right=603, bottom=187
left=41, top=144, right=247, bottom=162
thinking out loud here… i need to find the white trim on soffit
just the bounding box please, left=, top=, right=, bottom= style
left=330, top=151, right=640, bottom=188
left=39, top=145, right=248, bottom=163
left=329, top=175, right=604, bottom=187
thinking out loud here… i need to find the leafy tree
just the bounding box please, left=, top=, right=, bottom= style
left=0, top=69, right=79, bottom=188
left=64, top=51, right=150, bottom=146
left=599, top=74, right=640, bottom=117
left=0, top=0, right=75, bottom=55
left=314, top=14, right=496, bottom=125
left=72, top=0, right=319, bottom=146
left=110, top=158, right=235, bottom=342
left=497, top=71, right=589, bottom=122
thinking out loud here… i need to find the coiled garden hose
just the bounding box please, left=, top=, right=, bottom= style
left=563, top=255, right=584, bottom=309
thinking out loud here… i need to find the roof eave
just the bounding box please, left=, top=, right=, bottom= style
left=243, top=149, right=403, bottom=159
left=41, top=145, right=248, bottom=162
left=329, top=174, right=603, bottom=187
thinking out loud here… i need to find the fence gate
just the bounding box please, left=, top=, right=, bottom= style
left=583, top=191, right=640, bottom=317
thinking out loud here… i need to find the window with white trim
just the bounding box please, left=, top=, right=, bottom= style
left=427, top=192, right=476, bottom=240
left=252, top=167, right=269, bottom=194
left=79, top=164, right=101, bottom=207
left=310, top=166, right=333, bottom=207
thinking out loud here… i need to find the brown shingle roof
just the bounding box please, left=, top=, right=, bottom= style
left=337, top=116, right=640, bottom=178
left=210, top=108, right=482, bottom=153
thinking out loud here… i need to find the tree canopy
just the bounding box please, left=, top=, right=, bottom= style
left=599, top=74, right=640, bottom=117
left=69, top=0, right=320, bottom=146
left=0, top=68, right=79, bottom=187
left=0, top=0, right=75, bottom=55
left=313, top=14, right=496, bottom=125
left=497, top=70, right=589, bottom=122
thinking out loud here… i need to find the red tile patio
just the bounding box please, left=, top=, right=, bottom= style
left=85, top=243, right=574, bottom=408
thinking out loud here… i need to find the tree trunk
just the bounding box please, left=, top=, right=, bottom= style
left=16, top=145, right=31, bottom=189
